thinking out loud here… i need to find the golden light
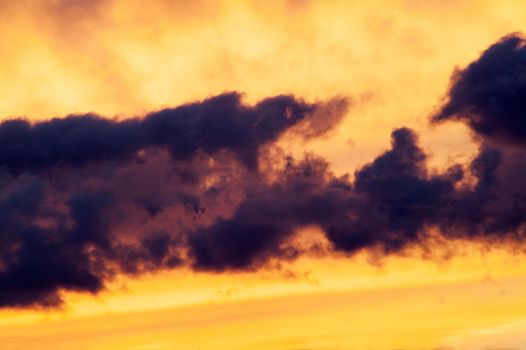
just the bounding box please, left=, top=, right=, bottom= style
left=2, top=1, right=526, bottom=349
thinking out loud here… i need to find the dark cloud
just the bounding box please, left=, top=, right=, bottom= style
left=5, top=33, right=526, bottom=309
left=188, top=154, right=348, bottom=271
left=0, top=92, right=317, bottom=173
left=0, top=92, right=345, bottom=308
left=0, top=121, right=523, bottom=308
left=438, top=145, right=526, bottom=241
left=187, top=128, right=463, bottom=270
left=0, top=177, right=103, bottom=308
left=430, top=31, right=526, bottom=242
left=348, top=128, right=461, bottom=253
left=432, top=33, right=526, bottom=144
left=188, top=123, right=526, bottom=272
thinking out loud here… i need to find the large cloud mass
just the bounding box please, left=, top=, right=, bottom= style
left=0, top=92, right=350, bottom=308
left=3, top=33, right=526, bottom=309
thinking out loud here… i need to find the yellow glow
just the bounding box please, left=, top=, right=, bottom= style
left=3, top=243, right=526, bottom=349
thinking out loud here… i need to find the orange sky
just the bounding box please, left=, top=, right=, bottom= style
left=3, top=1, right=526, bottom=349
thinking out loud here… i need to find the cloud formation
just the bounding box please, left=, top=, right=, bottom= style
left=430, top=32, right=526, bottom=242
left=3, top=32, right=526, bottom=309
left=432, top=33, right=526, bottom=144
left=0, top=92, right=347, bottom=308
left=0, top=92, right=319, bottom=173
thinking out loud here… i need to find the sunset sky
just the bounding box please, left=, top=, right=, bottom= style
left=3, top=1, right=526, bottom=349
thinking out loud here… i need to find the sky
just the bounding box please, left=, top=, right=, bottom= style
left=2, top=0, right=526, bottom=349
